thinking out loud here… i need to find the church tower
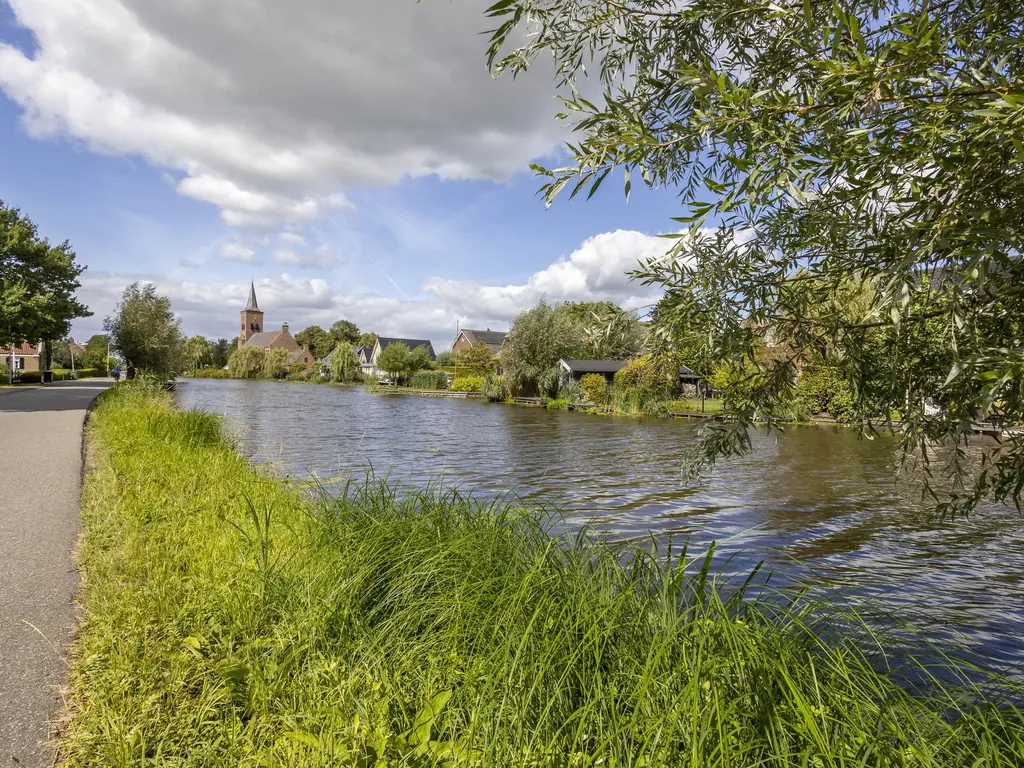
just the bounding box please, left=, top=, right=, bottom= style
left=240, top=282, right=264, bottom=345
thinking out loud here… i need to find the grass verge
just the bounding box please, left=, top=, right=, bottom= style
left=64, top=382, right=1024, bottom=766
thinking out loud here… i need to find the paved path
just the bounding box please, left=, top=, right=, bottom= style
left=0, top=380, right=112, bottom=768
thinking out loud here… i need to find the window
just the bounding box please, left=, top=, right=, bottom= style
left=14, top=357, right=25, bottom=370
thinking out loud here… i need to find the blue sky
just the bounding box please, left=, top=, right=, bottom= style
left=0, top=0, right=684, bottom=348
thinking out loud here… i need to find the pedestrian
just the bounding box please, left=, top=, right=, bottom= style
left=112, top=364, right=121, bottom=383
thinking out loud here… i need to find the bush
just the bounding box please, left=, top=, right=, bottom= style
left=481, top=374, right=509, bottom=402
left=580, top=373, right=608, bottom=405
left=796, top=366, right=855, bottom=422
left=451, top=375, right=484, bottom=392
left=191, top=368, right=231, bottom=379
left=558, top=378, right=584, bottom=403
left=545, top=398, right=570, bottom=411
left=410, top=370, right=449, bottom=390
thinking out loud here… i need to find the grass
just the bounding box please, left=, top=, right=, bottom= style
left=665, top=398, right=725, bottom=415
left=63, top=381, right=1024, bottom=766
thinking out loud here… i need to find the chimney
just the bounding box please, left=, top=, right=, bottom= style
left=282, top=322, right=289, bottom=332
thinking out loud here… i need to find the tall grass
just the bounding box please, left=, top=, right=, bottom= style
left=64, top=382, right=1024, bottom=766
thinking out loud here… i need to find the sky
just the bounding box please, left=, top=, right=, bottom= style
left=0, top=0, right=686, bottom=350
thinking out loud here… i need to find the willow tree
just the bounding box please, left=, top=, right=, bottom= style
left=481, top=0, right=1024, bottom=514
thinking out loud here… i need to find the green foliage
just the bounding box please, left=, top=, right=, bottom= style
left=103, top=283, right=183, bottom=376
left=82, top=335, right=110, bottom=370
left=377, top=342, right=410, bottom=380
left=545, top=397, right=569, bottom=411
left=0, top=200, right=91, bottom=349
left=65, top=383, right=1024, bottom=765
left=357, top=332, right=378, bottom=349
left=434, top=350, right=453, bottom=367
left=502, top=300, right=583, bottom=395
left=294, top=325, right=334, bottom=359
left=796, top=366, right=856, bottom=423
left=407, top=345, right=432, bottom=377
left=481, top=374, right=509, bottom=403
left=228, top=345, right=265, bottom=379
left=49, top=340, right=74, bottom=368
left=328, top=342, right=361, bottom=384
left=410, top=370, right=449, bottom=390
left=264, top=347, right=292, bottom=379
left=580, top=373, right=607, bottom=405
left=190, top=368, right=231, bottom=379
left=453, top=344, right=497, bottom=376
left=330, top=319, right=360, bottom=346
left=16, top=368, right=102, bottom=384
left=484, top=1, right=1024, bottom=513
left=450, top=375, right=483, bottom=393
left=183, top=335, right=212, bottom=373
left=210, top=338, right=232, bottom=369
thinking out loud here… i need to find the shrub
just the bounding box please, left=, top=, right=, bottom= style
left=580, top=373, right=608, bottom=405
left=228, top=345, right=265, bottom=378
left=410, top=370, right=449, bottom=390
left=796, top=366, right=855, bottom=422
left=16, top=370, right=43, bottom=384
left=481, top=374, right=509, bottom=402
left=545, top=398, right=570, bottom=411
left=450, top=375, right=484, bottom=393
left=191, top=368, right=231, bottom=379
left=558, top=378, right=584, bottom=403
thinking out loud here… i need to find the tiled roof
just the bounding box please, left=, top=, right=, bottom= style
left=460, top=329, right=507, bottom=350
left=375, top=337, right=436, bottom=360
left=244, top=331, right=280, bottom=348
left=8, top=342, right=38, bottom=355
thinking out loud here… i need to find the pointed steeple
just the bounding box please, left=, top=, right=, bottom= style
left=245, top=281, right=260, bottom=311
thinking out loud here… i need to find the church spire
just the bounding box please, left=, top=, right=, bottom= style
left=245, top=281, right=260, bottom=311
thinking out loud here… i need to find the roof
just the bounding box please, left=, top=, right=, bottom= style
left=560, top=359, right=627, bottom=374
left=289, top=348, right=312, bottom=364
left=245, top=282, right=260, bottom=312
left=8, top=342, right=38, bottom=356
left=559, top=358, right=698, bottom=378
left=244, top=330, right=280, bottom=348
left=458, top=329, right=507, bottom=351
left=375, top=337, right=436, bottom=360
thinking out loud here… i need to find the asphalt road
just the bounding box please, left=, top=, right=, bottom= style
left=0, top=379, right=112, bottom=768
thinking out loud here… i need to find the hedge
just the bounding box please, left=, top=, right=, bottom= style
left=16, top=368, right=103, bottom=383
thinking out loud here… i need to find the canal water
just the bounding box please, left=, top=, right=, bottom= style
left=178, top=378, right=1024, bottom=674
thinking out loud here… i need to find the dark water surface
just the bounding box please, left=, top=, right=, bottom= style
left=178, top=378, right=1024, bottom=673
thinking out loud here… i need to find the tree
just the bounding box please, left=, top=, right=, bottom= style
left=211, top=338, right=232, bottom=369
left=330, top=319, right=360, bottom=346
left=358, top=332, right=378, bottom=349
left=435, top=350, right=453, bottom=367
left=377, top=342, right=410, bottom=381
left=502, top=300, right=584, bottom=395
left=329, top=342, right=361, bottom=383
left=1, top=201, right=91, bottom=381
left=83, top=335, right=110, bottom=370
left=264, top=347, right=292, bottom=379
left=294, top=325, right=334, bottom=359
left=184, top=336, right=212, bottom=372
left=228, top=345, right=265, bottom=378
left=49, top=340, right=74, bottom=369
left=484, top=1, right=1024, bottom=514
left=104, top=283, right=183, bottom=376
left=406, top=345, right=432, bottom=379
left=454, top=344, right=498, bottom=376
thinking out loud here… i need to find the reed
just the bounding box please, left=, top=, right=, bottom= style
left=63, top=381, right=1024, bottom=766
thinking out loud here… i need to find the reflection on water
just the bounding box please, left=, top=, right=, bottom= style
left=178, top=378, right=1024, bottom=673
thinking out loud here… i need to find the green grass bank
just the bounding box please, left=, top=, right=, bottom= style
left=64, top=383, right=1023, bottom=766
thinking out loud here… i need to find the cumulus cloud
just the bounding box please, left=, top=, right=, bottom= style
left=0, top=0, right=563, bottom=228
left=220, top=242, right=257, bottom=263
left=72, top=229, right=672, bottom=347
left=424, top=229, right=671, bottom=323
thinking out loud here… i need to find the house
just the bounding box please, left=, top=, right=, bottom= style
left=5, top=342, right=41, bottom=372
left=237, top=282, right=315, bottom=371
left=322, top=344, right=371, bottom=371
left=558, top=358, right=700, bottom=387
left=367, top=337, right=436, bottom=377
left=451, top=329, right=507, bottom=357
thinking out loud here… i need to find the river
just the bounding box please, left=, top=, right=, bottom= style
left=178, top=378, right=1024, bottom=674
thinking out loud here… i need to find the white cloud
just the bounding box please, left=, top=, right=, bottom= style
left=220, top=242, right=257, bottom=263
left=72, top=229, right=672, bottom=348
left=279, top=232, right=308, bottom=247
left=0, top=0, right=563, bottom=228
left=424, top=229, right=671, bottom=323
left=273, top=244, right=338, bottom=270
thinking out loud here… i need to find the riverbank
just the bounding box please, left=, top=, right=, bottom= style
left=61, top=381, right=1024, bottom=765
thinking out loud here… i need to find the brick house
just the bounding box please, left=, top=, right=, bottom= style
left=6, top=342, right=41, bottom=372
left=237, top=282, right=315, bottom=371
left=451, top=329, right=507, bottom=357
